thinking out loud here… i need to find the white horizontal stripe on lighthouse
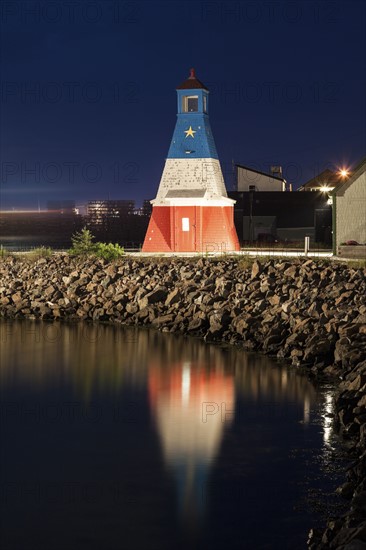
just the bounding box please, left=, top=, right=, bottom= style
left=153, top=158, right=228, bottom=205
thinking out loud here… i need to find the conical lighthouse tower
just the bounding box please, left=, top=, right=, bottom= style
left=142, top=69, right=239, bottom=253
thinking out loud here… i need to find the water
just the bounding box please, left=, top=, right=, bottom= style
left=0, top=321, right=345, bottom=550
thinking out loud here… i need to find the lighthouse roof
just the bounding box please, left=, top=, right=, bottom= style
left=176, top=68, right=208, bottom=91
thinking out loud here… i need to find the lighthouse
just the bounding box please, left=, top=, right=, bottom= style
left=142, top=69, right=240, bottom=253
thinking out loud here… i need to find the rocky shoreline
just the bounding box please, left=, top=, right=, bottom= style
left=1, top=254, right=366, bottom=548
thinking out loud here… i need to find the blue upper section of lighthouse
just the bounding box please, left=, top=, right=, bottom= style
left=167, top=69, right=219, bottom=160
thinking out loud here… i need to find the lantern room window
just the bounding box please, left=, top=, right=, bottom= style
left=183, top=95, right=198, bottom=112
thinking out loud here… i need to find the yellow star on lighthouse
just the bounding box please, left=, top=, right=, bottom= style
left=184, top=126, right=196, bottom=138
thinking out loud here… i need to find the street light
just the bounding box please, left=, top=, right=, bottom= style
left=339, top=168, right=349, bottom=178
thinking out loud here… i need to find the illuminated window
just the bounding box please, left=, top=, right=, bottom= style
left=183, top=96, right=198, bottom=112
left=182, top=217, right=189, bottom=231
left=203, top=95, right=207, bottom=112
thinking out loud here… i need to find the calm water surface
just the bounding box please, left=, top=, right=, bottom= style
left=0, top=321, right=344, bottom=550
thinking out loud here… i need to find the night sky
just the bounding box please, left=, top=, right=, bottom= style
left=1, top=0, right=365, bottom=210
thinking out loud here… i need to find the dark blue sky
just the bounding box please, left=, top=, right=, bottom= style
left=1, top=0, right=365, bottom=209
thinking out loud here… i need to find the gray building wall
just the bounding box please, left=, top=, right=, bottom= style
left=242, top=216, right=276, bottom=240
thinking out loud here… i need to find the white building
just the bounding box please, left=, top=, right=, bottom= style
left=334, top=157, right=366, bottom=253
left=236, top=164, right=286, bottom=192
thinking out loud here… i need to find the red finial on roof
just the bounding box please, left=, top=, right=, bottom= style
left=176, top=69, right=208, bottom=90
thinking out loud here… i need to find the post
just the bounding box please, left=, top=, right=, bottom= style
left=332, top=193, right=337, bottom=255
left=249, top=187, right=254, bottom=243
left=304, top=236, right=310, bottom=256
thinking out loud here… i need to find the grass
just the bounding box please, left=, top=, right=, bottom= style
left=0, top=245, right=10, bottom=259
left=17, top=246, right=53, bottom=262
left=237, top=257, right=257, bottom=270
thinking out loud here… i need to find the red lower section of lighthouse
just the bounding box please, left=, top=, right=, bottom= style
left=142, top=205, right=240, bottom=253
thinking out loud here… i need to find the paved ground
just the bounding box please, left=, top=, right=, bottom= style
left=127, top=249, right=334, bottom=258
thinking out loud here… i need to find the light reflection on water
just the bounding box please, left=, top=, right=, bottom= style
left=322, top=391, right=335, bottom=448
left=0, top=320, right=341, bottom=550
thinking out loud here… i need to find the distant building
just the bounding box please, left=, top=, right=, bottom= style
left=86, top=199, right=148, bottom=246
left=142, top=200, right=152, bottom=217
left=298, top=169, right=350, bottom=192
left=333, top=157, right=366, bottom=253
left=133, top=200, right=153, bottom=217
left=236, top=164, right=286, bottom=192
left=87, top=200, right=135, bottom=224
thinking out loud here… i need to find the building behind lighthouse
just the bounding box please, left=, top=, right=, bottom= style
left=142, top=69, right=240, bottom=253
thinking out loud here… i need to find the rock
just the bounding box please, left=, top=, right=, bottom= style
left=335, top=290, right=355, bottom=306
left=233, top=315, right=252, bottom=335
left=336, top=481, right=355, bottom=499
left=151, top=314, right=174, bottom=327
left=187, top=317, right=207, bottom=332
left=284, top=265, right=298, bottom=278
left=263, top=334, right=284, bottom=352
left=344, top=539, right=366, bottom=550
left=11, top=292, right=22, bottom=303
left=338, top=407, right=355, bottom=430
left=268, top=294, right=282, bottom=306
left=92, top=307, right=107, bottom=320
left=126, top=303, right=138, bottom=315
left=251, top=260, right=261, bottom=279
left=339, top=324, right=363, bottom=338
left=286, top=332, right=307, bottom=346
left=138, top=287, right=167, bottom=309
left=303, top=338, right=333, bottom=361
left=357, top=394, right=366, bottom=408
left=165, top=288, right=182, bottom=306
left=281, top=301, right=293, bottom=314
left=135, top=308, right=149, bottom=320
left=348, top=374, right=366, bottom=392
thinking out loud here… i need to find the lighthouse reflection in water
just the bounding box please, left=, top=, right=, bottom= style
left=0, top=321, right=340, bottom=550
left=149, top=358, right=234, bottom=527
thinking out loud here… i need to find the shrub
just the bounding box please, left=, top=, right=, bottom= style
left=69, top=227, right=96, bottom=256
left=69, top=228, right=125, bottom=262
left=94, top=242, right=124, bottom=261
